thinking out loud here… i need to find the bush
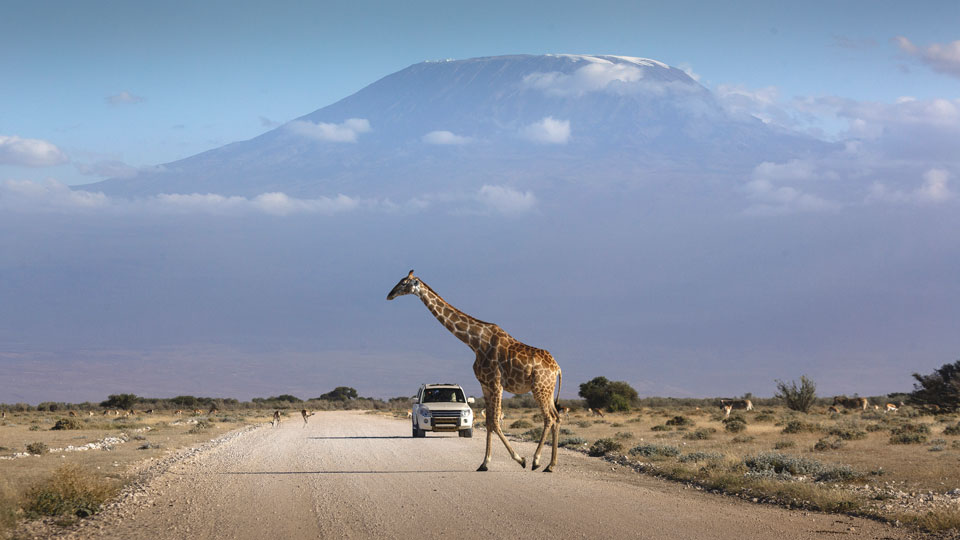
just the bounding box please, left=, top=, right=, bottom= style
left=813, top=438, right=845, bottom=451
left=26, top=442, right=48, bottom=455
left=910, top=359, right=960, bottom=413
left=665, top=415, right=693, bottom=427
left=723, top=416, right=747, bottom=433
left=523, top=427, right=544, bottom=441
left=188, top=420, right=214, bottom=434
left=774, top=440, right=796, bottom=449
left=683, top=428, right=716, bottom=440
left=650, top=424, right=672, bottom=432
left=942, top=422, right=960, bottom=436
left=316, top=387, right=357, bottom=401
left=588, top=438, right=623, bottom=457
left=826, top=424, right=867, bottom=440
left=99, top=393, right=138, bottom=410
left=52, top=418, right=83, bottom=430
left=889, top=426, right=929, bottom=444
left=578, top=376, right=638, bottom=411
left=24, top=465, right=117, bottom=518
left=629, top=443, right=681, bottom=459
left=775, top=375, right=817, bottom=413
left=614, top=431, right=634, bottom=440
left=510, top=419, right=533, bottom=429
left=731, top=435, right=755, bottom=443
left=743, top=452, right=861, bottom=482
left=558, top=436, right=587, bottom=448
left=782, top=420, right=819, bottom=434
left=678, top=451, right=723, bottom=463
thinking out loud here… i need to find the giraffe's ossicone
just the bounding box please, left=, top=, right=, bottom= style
left=387, top=270, right=563, bottom=472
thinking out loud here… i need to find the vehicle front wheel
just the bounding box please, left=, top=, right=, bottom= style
left=459, top=428, right=473, bottom=438
left=412, top=423, right=425, bottom=438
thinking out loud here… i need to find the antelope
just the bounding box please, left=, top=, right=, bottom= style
left=174, top=410, right=183, bottom=417
left=209, top=406, right=219, bottom=415
left=590, top=408, right=605, bottom=418
left=885, top=402, right=904, bottom=413
left=192, top=409, right=203, bottom=416
left=87, top=411, right=95, bottom=416
left=827, top=405, right=841, bottom=414
left=406, top=409, right=413, bottom=418
left=719, top=399, right=753, bottom=417
left=144, top=409, right=154, bottom=414
left=68, top=411, right=78, bottom=417
left=559, top=407, right=570, bottom=417
left=301, top=409, right=314, bottom=426
left=272, top=410, right=282, bottom=428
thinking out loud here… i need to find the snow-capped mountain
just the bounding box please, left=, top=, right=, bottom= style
left=80, top=54, right=831, bottom=198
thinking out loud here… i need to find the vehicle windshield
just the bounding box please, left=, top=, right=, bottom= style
left=422, top=388, right=466, bottom=403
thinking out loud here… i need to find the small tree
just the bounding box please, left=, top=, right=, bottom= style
left=318, top=387, right=358, bottom=401
left=578, top=377, right=638, bottom=411
left=100, top=394, right=138, bottom=410
left=910, top=359, right=960, bottom=413
left=775, top=376, right=817, bottom=413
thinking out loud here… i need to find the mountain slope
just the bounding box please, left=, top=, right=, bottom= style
left=80, top=54, right=831, bottom=198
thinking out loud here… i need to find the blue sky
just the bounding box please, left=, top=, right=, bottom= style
left=2, top=1, right=960, bottom=403
left=2, top=0, right=958, bottom=186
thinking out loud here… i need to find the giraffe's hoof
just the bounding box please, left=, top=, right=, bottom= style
left=531, top=462, right=540, bottom=471
left=543, top=465, right=554, bottom=473
left=520, top=457, right=527, bottom=469
left=476, top=464, right=488, bottom=472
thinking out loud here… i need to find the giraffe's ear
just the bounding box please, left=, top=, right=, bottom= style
left=407, top=269, right=415, bottom=279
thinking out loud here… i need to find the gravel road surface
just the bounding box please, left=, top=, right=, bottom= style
left=54, top=411, right=915, bottom=539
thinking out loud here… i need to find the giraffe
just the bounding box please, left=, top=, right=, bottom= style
left=387, top=270, right=563, bottom=472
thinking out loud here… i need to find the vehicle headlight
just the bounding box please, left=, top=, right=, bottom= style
left=461, top=409, right=472, bottom=418
left=421, top=409, right=432, bottom=418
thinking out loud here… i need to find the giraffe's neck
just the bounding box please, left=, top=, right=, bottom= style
left=417, top=282, right=491, bottom=350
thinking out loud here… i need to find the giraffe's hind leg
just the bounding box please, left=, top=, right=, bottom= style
left=531, top=384, right=560, bottom=471
left=478, top=387, right=525, bottom=470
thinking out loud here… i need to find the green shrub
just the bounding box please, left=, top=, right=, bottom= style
left=889, top=423, right=930, bottom=444
left=813, top=437, right=845, bottom=451
left=665, top=415, right=693, bottom=427
left=510, top=419, right=533, bottom=429
left=683, top=428, right=716, bottom=440
left=774, top=375, right=817, bottom=413
left=731, top=435, right=755, bottom=443
left=558, top=436, right=587, bottom=448
left=26, top=442, right=48, bottom=455
left=576, top=421, right=591, bottom=428
left=614, top=431, right=634, bottom=440
left=942, top=422, right=960, bottom=436
left=188, top=420, right=214, bottom=434
left=650, top=424, right=672, bottom=432
left=909, top=359, right=960, bottom=413
left=24, top=465, right=117, bottom=518
left=523, top=427, right=544, bottom=441
left=743, top=452, right=861, bottom=482
left=723, top=416, right=747, bottom=433
left=826, top=425, right=867, bottom=440
left=678, top=451, right=723, bottom=463
left=781, top=420, right=819, bottom=434
left=629, top=443, right=681, bottom=459
left=588, top=438, right=622, bottom=457
left=774, top=440, right=796, bottom=449
left=52, top=418, right=83, bottom=430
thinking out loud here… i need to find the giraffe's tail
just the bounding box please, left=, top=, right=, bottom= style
left=553, top=368, right=563, bottom=419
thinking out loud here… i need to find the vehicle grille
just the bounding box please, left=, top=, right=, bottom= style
left=430, top=410, right=461, bottom=430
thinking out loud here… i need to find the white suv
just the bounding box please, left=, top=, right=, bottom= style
left=412, top=383, right=475, bottom=438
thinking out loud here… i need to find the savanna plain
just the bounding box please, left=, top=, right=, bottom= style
left=1, top=393, right=959, bottom=539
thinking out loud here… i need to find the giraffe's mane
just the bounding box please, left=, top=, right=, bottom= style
left=420, top=281, right=496, bottom=327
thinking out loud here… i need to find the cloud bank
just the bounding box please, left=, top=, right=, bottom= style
left=0, top=135, right=69, bottom=167
left=422, top=130, right=472, bottom=145
left=895, top=37, right=960, bottom=78
left=106, top=91, right=145, bottom=105
left=520, top=117, right=570, bottom=144
left=287, top=118, right=371, bottom=142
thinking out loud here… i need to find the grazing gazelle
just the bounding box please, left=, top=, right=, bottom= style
left=272, top=410, right=282, bottom=428
left=719, top=399, right=753, bottom=417
left=301, top=409, right=314, bottom=426
left=388, top=270, right=563, bottom=472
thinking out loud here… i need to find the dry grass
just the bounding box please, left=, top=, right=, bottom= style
left=23, top=464, right=119, bottom=520
left=0, top=409, right=273, bottom=535
left=471, top=404, right=960, bottom=531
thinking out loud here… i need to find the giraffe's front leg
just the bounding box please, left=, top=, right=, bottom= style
left=478, top=387, right=525, bottom=470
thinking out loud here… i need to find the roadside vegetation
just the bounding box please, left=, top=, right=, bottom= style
left=3, top=361, right=959, bottom=537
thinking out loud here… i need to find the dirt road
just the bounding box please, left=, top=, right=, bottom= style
left=57, top=411, right=914, bottom=539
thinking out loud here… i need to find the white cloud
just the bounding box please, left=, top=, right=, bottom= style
left=0, top=135, right=69, bottom=167
left=286, top=118, right=371, bottom=142
left=715, top=84, right=782, bottom=123
left=524, top=63, right=645, bottom=97
left=742, top=161, right=840, bottom=216
left=868, top=168, right=955, bottom=205
left=520, top=117, right=570, bottom=144
left=0, top=179, right=108, bottom=212
left=895, top=37, right=960, bottom=78
left=106, top=91, right=145, bottom=105
left=476, top=185, right=537, bottom=214
left=422, top=130, right=472, bottom=145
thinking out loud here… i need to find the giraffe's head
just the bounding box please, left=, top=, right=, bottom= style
left=386, top=270, right=422, bottom=300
